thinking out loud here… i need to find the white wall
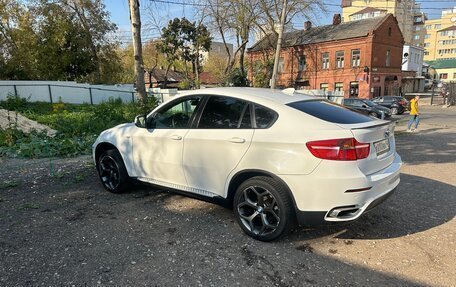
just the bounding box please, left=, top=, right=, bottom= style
left=0, top=81, right=136, bottom=104
left=402, top=45, right=424, bottom=76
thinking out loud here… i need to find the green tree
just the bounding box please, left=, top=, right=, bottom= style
left=158, top=17, right=212, bottom=89
left=0, top=0, right=121, bottom=84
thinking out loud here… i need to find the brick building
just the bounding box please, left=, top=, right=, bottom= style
left=247, top=14, right=404, bottom=98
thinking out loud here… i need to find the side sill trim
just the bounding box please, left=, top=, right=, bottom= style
left=137, top=177, right=219, bottom=198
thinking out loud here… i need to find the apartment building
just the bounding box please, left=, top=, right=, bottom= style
left=423, top=7, right=456, bottom=61
left=247, top=14, right=404, bottom=98
left=341, top=0, right=425, bottom=45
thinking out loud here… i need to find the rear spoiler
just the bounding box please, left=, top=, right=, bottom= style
left=337, top=120, right=393, bottom=130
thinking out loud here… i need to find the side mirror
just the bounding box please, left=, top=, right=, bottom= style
left=134, top=114, right=146, bottom=128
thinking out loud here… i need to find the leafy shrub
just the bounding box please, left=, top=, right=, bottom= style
left=0, top=96, right=158, bottom=158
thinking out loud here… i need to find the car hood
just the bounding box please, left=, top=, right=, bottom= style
left=94, top=122, right=136, bottom=146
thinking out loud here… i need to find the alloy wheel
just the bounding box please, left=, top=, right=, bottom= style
left=237, top=186, right=280, bottom=236
left=99, top=155, right=121, bottom=191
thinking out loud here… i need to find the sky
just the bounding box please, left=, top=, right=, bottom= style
left=104, top=0, right=456, bottom=45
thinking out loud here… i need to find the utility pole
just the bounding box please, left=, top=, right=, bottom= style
left=270, top=0, right=287, bottom=89
left=129, top=0, right=147, bottom=104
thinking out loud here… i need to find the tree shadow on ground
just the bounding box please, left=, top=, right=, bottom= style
left=288, top=173, right=455, bottom=241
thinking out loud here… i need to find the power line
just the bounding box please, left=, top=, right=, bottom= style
left=149, top=0, right=455, bottom=11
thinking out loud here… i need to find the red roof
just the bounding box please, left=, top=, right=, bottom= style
left=350, top=7, right=387, bottom=17
left=199, top=72, right=220, bottom=84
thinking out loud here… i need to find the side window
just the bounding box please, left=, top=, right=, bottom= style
left=152, top=97, right=201, bottom=129
left=198, top=96, right=247, bottom=129
left=254, top=105, right=277, bottom=129
left=344, top=99, right=352, bottom=105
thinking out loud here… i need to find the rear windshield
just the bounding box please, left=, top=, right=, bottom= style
left=287, top=100, right=374, bottom=124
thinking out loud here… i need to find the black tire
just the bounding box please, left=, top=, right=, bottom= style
left=97, top=149, right=129, bottom=193
left=233, top=176, right=293, bottom=241
left=391, top=107, right=399, bottom=115
left=368, top=112, right=378, bottom=118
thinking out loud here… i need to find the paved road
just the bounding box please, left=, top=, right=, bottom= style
left=0, top=106, right=455, bottom=286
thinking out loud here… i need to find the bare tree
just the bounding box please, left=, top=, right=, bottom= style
left=129, top=0, right=147, bottom=103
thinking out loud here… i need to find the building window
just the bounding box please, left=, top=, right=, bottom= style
left=335, top=82, right=344, bottom=92
left=336, top=51, right=344, bottom=68
left=413, top=35, right=420, bottom=40
left=424, top=51, right=429, bottom=56
left=415, top=26, right=421, bottom=31
left=438, top=48, right=456, bottom=55
left=388, top=27, right=392, bottom=36
left=425, top=25, right=432, bottom=30
left=424, top=34, right=430, bottom=39
left=440, top=73, right=448, bottom=79
left=322, top=52, right=329, bottom=69
left=349, top=82, right=359, bottom=97
left=278, top=57, right=284, bottom=73
left=320, top=83, right=329, bottom=91
left=440, top=30, right=455, bottom=37
left=424, top=43, right=430, bottom=47
left=298, top=55, right=306, bottom=71
left=351, top=49, right=360, bottom=67
left=434, top=24, right=441, bottom=29
left=386, top=50, right=391, bottom=67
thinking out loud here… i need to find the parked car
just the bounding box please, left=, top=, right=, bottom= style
left=93, top=88, right=402, bottom=241
left=342, top=98, right=392, bottom=119
left=372, top=96, right=408, bottom=115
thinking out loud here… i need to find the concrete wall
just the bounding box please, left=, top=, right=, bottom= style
left=0, top=81, right=136, bottom=104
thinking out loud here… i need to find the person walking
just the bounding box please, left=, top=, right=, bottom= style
left=407, top=95, right=420, bottom=132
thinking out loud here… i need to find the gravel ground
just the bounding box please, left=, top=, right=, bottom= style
left=1, top=105, right=455, bottom=286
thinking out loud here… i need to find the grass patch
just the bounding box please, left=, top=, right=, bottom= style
left=1, top=95, right=157, bottom=158
left=17, top=203, right=40, bottom=210
left=0, top=180, right=20, bottom=189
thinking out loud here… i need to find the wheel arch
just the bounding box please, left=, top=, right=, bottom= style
left=94, top=142, right=119, bottom=165
left=226, top=169, right=298, bottom=217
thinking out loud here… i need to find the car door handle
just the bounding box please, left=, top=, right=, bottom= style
left=170, top=135, right=182, bottom=140
left=228, top=137, right=245, bottom=143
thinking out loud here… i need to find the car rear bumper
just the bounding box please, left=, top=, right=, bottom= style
left=281, top=152, right=402, bottom=226
left=295, top=187, right=396, bottom=226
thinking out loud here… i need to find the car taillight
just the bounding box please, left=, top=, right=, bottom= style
left=306, top=138, right=370, bottom=161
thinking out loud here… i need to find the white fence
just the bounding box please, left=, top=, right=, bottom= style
left=0, top=81, right=136, bottom=104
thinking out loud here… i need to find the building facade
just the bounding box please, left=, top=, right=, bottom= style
left=200, top=41, right=234, bottom=64
left=247, top=14, right=404, bottom=98
left=423, top=7, right=456, bottom=61
left=341, top=0, right=425, bottom=45
left=426, top=59, right=456, bottom=83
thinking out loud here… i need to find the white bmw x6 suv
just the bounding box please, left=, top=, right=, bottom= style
left=93, top=87, right=402, bottom=241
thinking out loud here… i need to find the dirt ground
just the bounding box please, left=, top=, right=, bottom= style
left=1, top=105, right=455, bottom=286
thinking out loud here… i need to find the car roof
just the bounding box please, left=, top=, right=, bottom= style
left=177, top=87, right=316, bottom=106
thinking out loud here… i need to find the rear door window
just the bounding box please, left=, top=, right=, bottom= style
left=288, top=100, right=374, bottom=124
left=198, top=96, right=248, bottom=129
left=254, top=105, right=278, bottom=128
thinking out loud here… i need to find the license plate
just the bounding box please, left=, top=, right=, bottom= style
left=374, top=138, right=390, bottom=156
